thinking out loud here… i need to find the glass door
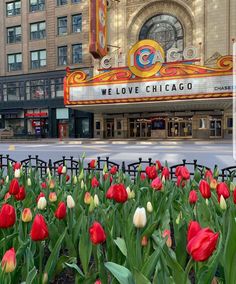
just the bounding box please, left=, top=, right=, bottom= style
left=105, top=119, right=114, bottom=138
left=210, top=119, right=222, bottom=137
left=168, top=118, right=192, bottom=137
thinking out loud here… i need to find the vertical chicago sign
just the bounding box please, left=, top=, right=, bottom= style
left=89, top=0, right=107, bottom=58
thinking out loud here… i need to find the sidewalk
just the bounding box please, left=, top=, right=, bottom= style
left=0, top=137, right=232, bottom=145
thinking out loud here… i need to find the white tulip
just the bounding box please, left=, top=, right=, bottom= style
left=67, top=195, right=75, bottom=209
left=94, top=194, right=99, bottom=207
left=73, top=175, right=78, bottom=185
left=133, top=207, right=147, bottom=228
left=146, top=201, right=153, bottom=213
left=14, top=169, right=21, bottom=178
left=37, top=197, right=47, bottom=210
left=220, top=195, right=227, bottom=210
left=27, top=178, right=32, bottom=187
left=62, top=166, right=67, bottom=174
left=81, top=180, right=85, bottom=189
left=5, top=176, right=9, bottom=183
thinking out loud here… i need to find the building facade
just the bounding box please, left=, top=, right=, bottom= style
left=65, top=0, right=235, bottom=140
left=0, top=0, right=94, bottom=138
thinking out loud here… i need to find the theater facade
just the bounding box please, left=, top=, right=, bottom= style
left=64, top=0, right=235, bottom=140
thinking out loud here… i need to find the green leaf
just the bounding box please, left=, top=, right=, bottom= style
left=224, top=210, right=236, bottom=284
left=65, top=262, right=84, bottom=277
left=79, top=223, right=92, bottom=275
left=0, top=233, right=18, bottom=248
left=44, top=229, right=66, bottom=281
left=25, top=266, right=37, bottom=284
left=104, top=262, right=135, bottom=284
left=114, top=237, right=127, bottom=257
left=133, top=268, right=151, bottom=284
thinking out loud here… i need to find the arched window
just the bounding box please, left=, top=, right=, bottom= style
left=139, top=14, right=184, bottom=53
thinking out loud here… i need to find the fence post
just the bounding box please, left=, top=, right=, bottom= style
left=122, top=161, right=126, bottom=173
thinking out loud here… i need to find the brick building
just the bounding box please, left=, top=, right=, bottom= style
left=0, top=0, right=94, bottom=138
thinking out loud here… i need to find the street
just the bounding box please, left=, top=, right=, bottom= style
left=0, top=140, right=234, bottom=169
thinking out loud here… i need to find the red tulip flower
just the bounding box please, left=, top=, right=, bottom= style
left=110, top=166, right=117, bottom=175
left=36, top=192, right=45, bottom=203
left=103, top=173, right=113, bottom=183
left=0, top=204, right=16, bottom=228
left=9, top=178, right=20, bottom=195
left=1, top=248, right=16, bottom=273
left=89, top=159, right=96, bottom=169
left=57, top=165, right=63, bottom=175
left=66, top=175, right=70, bottom=182
left=156, top=160, right=162, bottom=170
left=15, top=186, right=26, bottom=201
left=216, top=182, right=230, bottom=199
left=94, top=280, right=102, bottom=284
left=55, top=202, right=67, bottom=220
left=140, top=173, right=146, bottom=180
left=30, top=214, right=49, bottom=241
left=175, top=166, right=182, bottom=177
left=145, top=166, right=157, bottom=180
left=205, top=170, right=213, bottom=180
left=151, top=177, right=163, bottom=191
left=199, top=180, right=211, bottom=199
left=161, top=167, right=170, bottom=179
left=187, top=221, right=219, bottom=262
left=181, top=166, right=190, bottom=180
left=91, top=176, right=99, bottom=188
left=176, top=176, right=186, bottom=188
left=13, top=162, right=21, bottom=170
left=41, top=182, right=47, bottom=189
left=106, top=183, right=128, bottom=203
left=189, top=190, right=198, bottom=204
left=89, top=222, right=106, bottom=245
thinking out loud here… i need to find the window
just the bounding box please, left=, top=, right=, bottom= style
left=71, top=0, right=81, bottom=3
left=30, top=80, right=46, bottom=100
left=227, top=117, right=233, bottom=128
left=3, top=82, right=21, bottom=101
left=57, top=0, right=67, bottom=6
left=29, top=0, right=45, bottom=12
left=72, top=14, right=82, bottom=33
left=139, top=14, right=184, bottom=54
left=72, top=44, right=82, bottom=64
left=7, top=26, right=21, bottom=43
left=6, top=1, right=21, bottom=16
left=55, top=78, right=64, bottom=97
left=58, top=46, right=67, bottom=65
left=199, top=118, right=207, bottom=129
left=58, top=17, right=67, bottom=35
left=7, top=53, right=22, bottom=71
left=30, top=22, right=46, bottom=40
left=31, top=50, right=46, bottom=69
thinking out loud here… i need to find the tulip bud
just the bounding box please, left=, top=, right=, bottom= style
left=27, top=178, right=32, bottom=187
left=141, top=236, right=148, bottom=246
left=47, top=171, right=52, bottom=181
left=49, top=192, right=57, bottom=202
left=46, top=167, right=51, bottom=175
left=14, top=169, right=21, bottom=178
left=42, top=272, right=48, bottom=284
left=22, top=208, right=32, bottom=223
left=126, top=186, right=135, bottom=199
left=73, top=175, right=78, bottom=185
left=61, top=166, right=67, bottom=174
left=84, top=192, right=92, bottom=205
left=220, top=195, right=227, bottom=210
left=206, top=199, right=209, bottom=206
left=161, top=175, right=166, bottom=183
left=78, top=170, right=84, bottom=181
left=81, top=180, right=85, bottom=190
left=137, top=164, right=142, bottom=172
left=37, top=197, right=47, bottom=210
left=1, top=248, right=16, bottom=273
left=230, top=182, right=235, bottom=192
left=67, top=195, right=75, bottom=208
left=133, top=207, right=147, bottom=228
left=103, top=164, right=108, bottom=174
left=89, top=197, right=95, bottom=213
left=176, top=212, right=182, bottom=225
left=82, top=152, right=86, bottom=159
left=49, top=180, right=55, bottom=189
left=146, top=201, right=153, bottom=213
left=5, top=176, right=9, bottom=183
left=94, top=194, right=99, bottom=207
left=210, top=179, right=217, bottom=190
left=162, top=229, right=172, bottom=248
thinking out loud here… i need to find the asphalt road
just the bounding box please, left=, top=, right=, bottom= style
left=0, top=140, right=234, bottom=169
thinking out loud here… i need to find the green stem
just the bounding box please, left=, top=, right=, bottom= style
left=136, top=229, right=142, bottom=269
left=38, top=242, right=44, bottom=282
left=185, top=257, right=193, bottom=284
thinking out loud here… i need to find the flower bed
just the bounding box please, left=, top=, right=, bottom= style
left=0, top=157, right=235, bottom=283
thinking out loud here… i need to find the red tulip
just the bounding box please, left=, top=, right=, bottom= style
left=110, top=166, right=117, bottom=175
left=0, top=204, right=16, bottom=228
left=36, top=192, right=45, bottom=203
left=1, top=248, right=16, bottom=273
left=176, top=176, right=186, bottom=188
left=145, top=166, right=157, bottom=180
left=13, top=162, right=21, bottom=170
left=41, top=182, right=47, bottom=189
left=199, top=180, right=211, bottom=199
left=103, top=173, right=113, bottom=183
left=175, top=166, right=182, bottom=177
left=4, top=192, right=11, bottom=201
left=233, top=188, right=236, bottom=204
left=189, top=190, right=198, bottom=204
left=57, top=165, right=63, bottom=175
left=89, top=159, right=96, bottom=169
left=205, top=170, right=213, bottom=180
left=140, top=173, right=146, bottom=180
left=181, top=166, right=190, bottom=180
left=8, top=178, right=20, bottom=195
left=187, top=221, right=219, bottom=262
left=156, top=160, right=162, bottom=170
left=94, top=280, right=102, bottom=284
left=162, top=229, right=172, bottom=247
left=151, top=177, right=163, bottom=191
left=15, top=186, right=26, bottom=201
left=91, top=176, right=99, bottom=188
left=66, top=175, right=70, bottom=182
left=55, top=202, right=67, bottom=220
left=162, top=167, right=170, bottom=179
left=89, top=222, right=106, bottom=245
left=30, top=214, right=49, bottom=241
left=216, top=182, right=230, bottom=199
left=106, top=183, right=128, bottom=203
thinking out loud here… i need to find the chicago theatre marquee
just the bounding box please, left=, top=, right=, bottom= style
left=64, top=0, right=235, bottom=140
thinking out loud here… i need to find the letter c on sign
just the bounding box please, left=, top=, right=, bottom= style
left=101, top=55, right=112, bottom=69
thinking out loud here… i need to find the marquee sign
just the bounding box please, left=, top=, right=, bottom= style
left=89, top=0, right=107, bottom=58
left=64, top=55, right=234, bottom=106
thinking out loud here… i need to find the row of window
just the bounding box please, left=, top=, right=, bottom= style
left=6, top=0, right=81, bottom=16
left=7, top=15, right=82, bottom=44
left=7, top=44, right=82, bottom=72
left=0, top=78, right=64, bottom=102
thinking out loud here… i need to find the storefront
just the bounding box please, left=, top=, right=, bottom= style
left=64, top=40, right=233, bottom=140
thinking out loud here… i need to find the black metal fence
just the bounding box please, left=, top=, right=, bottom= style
left=0, top=154, right=235, bottom=181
